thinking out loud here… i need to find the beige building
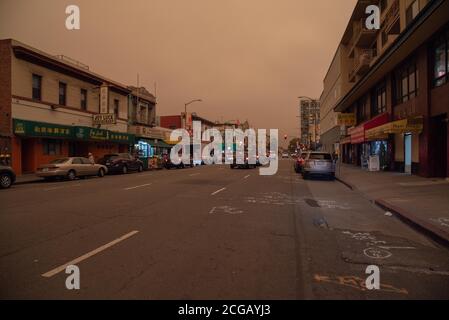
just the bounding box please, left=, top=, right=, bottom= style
left=0, top=39, right=135, bottom=174
left=320, top=44, right=355, bottom=153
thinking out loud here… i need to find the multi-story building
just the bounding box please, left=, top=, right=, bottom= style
left=320, top=45, right=355, bottom=154
left=299, top=99, right=320, bottom=150
left=127, top=86, right=173, bottom=168
left=332, top=0, right=449, bottom=178
left=0, top=39, right=135, bottom=175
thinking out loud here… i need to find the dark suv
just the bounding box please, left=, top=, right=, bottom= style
left=98, top=153, right=144, bottom=174
left=0, top=165, right=16, bottom=189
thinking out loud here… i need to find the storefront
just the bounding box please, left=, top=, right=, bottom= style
left=365, top=116, right=423, bottom=174
left=134, top=138, right=174, bottom=170
left=345, top=113, right=391, bottom=169
left=12, top=119, right=135, bottom=174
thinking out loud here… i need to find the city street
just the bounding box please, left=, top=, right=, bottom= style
left=1, top=160, right=448, bottom=299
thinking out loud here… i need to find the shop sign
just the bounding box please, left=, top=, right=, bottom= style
left=93, top=113, right=116, bottom=125
left=110, top=132, right=134, bottom=144
left=75, top=126, right=135, bottom=144
left=100, top=84, right=109, bottom=114
left=349, top=125, right=365, bottom=144
left=337, top=113, right=356, bottom=126
left=13, top=119, right=73, bottom=138
left=75, top=127, right=108, bottom=140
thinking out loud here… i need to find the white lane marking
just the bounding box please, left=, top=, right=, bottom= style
left=211, top=187, right=226, bottom=196
left=189, top=173, right=200, bottom=177
left=243, top=175, right=250, bottom=179
left=124, top=183, right=152, bottom=191
left=42, top=230, right=139, bottom=278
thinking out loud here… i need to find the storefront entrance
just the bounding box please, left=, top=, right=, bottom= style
left=404, top=133, right=412, bottom=175
left=21, top=138, right=34, bottom=174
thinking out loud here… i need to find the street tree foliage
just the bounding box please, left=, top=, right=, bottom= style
left=288, top=138, right=300, bottom=153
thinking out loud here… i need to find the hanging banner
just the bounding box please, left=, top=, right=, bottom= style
left=100, top=84, right=109, bottom=114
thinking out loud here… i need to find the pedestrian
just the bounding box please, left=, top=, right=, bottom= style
left=88, top=152, right=95, bottom=164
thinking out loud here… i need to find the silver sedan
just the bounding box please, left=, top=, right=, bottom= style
left=302, top=152, right=335, bottom=180
left=36, top=157, right=108, bottom=181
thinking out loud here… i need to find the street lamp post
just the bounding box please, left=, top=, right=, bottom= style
left=184, top=99, right=203, bottom=129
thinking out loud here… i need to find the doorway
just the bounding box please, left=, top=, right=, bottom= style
left=404, top=133, right=412, bottom=174
left=21, top=138, right=34, bottom=174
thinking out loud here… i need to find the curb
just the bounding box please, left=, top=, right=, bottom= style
left=375, top=198, right=449, bottom=246
left=15, top=178, right=44, bottom=186
left=335, top=176, right=355, bottom=190
left=336, top=174, right=449, bottom=246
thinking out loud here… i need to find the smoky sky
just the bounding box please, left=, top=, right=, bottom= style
left=0, top=0, right=356, bottom=141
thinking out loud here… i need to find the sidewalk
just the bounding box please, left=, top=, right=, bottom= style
left=336, top=164, right=449, bottom=244
left=15, top=174, right=43, bottom=185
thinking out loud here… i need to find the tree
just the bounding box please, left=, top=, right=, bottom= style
left=288, top=138, right=300, bottom=153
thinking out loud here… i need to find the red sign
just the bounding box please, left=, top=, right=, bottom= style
left=348, top=113, right=390, bottom=144
left=349, top=125, right=365, bottom=144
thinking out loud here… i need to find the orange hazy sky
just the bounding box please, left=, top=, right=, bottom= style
left=0, top=0, right=357, bottom=139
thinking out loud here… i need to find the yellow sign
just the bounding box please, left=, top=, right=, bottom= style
left=366, top=116, right=423, bottom=137
left=337, top=113, right=356, bottom=126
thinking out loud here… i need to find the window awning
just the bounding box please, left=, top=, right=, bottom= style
left=365, top=116, right=423, bottom=137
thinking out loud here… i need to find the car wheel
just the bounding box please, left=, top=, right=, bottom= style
left=98, top=168, right=105, bottom=177
left=0, top=173, right=12, bottom=189
left=138, top=165, right=143, bottom=172
left=122, top=165, right=128, bottom=174
left=67, top=170, right=76, bottom=181
left=303, top=172, right=309, bottom=180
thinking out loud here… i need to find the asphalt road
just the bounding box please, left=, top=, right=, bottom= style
left=1, top=160, right=449, bottom=299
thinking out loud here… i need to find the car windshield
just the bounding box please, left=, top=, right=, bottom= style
left=308, top=153, right=332, bottom=160
left=50, top=158, right=70, bottom=164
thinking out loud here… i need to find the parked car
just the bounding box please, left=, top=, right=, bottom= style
left=302, top=152, right=335, bottom=180
left=36, top=157, right=108, bottom=180
left=230, top=153, right=257, bottom=169
left=281, top=152, right=289, bottom=158
left=98, top=153, right=144, bottom=174
left=163, top=154, right=187, bottom=169
left=0, top=165, right=16, bottom=189
left=294, top=153, right=308, bottom=173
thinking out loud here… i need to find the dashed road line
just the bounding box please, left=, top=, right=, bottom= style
left=124, top=183, right=152, bottom=191
left=41, top=230, right=139, bottom=278
left=211, top=187, right=226, bottom=196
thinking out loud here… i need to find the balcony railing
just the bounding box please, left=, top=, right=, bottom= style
left=348, top=18, right=378, bottom=57
left=383, top=0, right=400, bottom=35
left=349, top=49, right=376, bottom=82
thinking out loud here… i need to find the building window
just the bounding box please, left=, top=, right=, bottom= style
left=394, top=63, right=418, bottom=104
left=371, top=81, right=387, bottom=116
left=59, top=82, right=67, bottom=106
left=356, top=98, right=368, bottom=123
left=80, top=89, right=87, bottom=110
left=32, top=74, right=42, bottom=100
left=42, top=139, right=62, bottom=156
left=433, top=27, right=449, bottom=87
left=406, top=0, right=419, bottom=26
left=113, top=99, right=119, bottom=117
